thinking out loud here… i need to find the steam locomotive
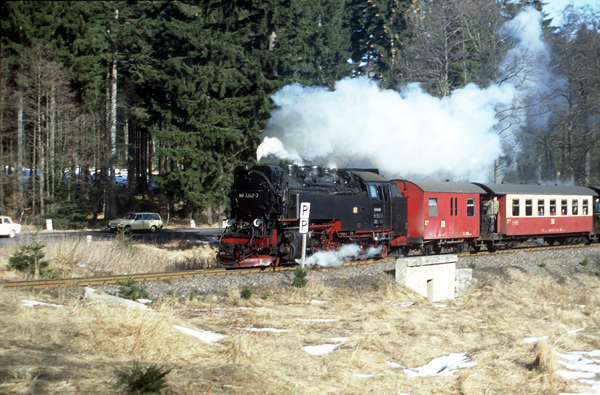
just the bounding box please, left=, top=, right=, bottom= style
left=217, top=164, right=408, bottom=267
left=217, top=164, right=600, bottom=268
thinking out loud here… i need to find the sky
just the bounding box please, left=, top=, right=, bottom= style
left=544, top=0, right=599, bottom=26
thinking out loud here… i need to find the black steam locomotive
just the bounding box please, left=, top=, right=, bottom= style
left=217, top=164, right=409, bottom=268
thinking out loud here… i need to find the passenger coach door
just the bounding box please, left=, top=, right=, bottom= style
left=390, top=183, right=408, bottom=237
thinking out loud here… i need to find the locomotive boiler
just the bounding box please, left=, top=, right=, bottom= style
left=217, top=164, right=409, bottom=268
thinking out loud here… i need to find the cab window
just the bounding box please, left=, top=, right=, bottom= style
left=428, top=198, right=438, bottom=217
left=369, top=185, right=377, bottom=199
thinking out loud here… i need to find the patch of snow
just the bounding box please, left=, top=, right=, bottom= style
left=403, top=352, right=476, bottom=377
left=522, top=336, right=548, bottom=343
left=387, top=361, right=404, bottom=369
left=303, top=344, right=340, bottom=355
left=22, top=300, right=63, bottom=308
left=173, top=325, right=226, bottom=345
left=556, top=350, right=600, bottom=394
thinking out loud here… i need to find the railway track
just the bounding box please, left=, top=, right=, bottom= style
left=1, top=243, right=596, bottom=291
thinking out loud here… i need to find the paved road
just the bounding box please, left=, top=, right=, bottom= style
left=0, top=227, right=223, bottom=247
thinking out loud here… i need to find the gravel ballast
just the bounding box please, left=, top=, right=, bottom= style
left=97, top=245, right=600, bottom=299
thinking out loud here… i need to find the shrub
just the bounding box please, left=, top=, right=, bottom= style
left=7, top=239, right=51, bottom=278
left=116, top=228, right=135, bottom=248
left=538, top=262, right=547, bottom=268
left=292, top=267, right=308, bottom=288
left=187, top=289, right=198, bottom=301
left=261, top=290, right=272, bottom=300
left=240, top=286, right=252, bottom=299
left=116, top=279, right=151, bottom=301
left=39, top=200, right=88, bottom=230
left=581, top=257, right=589, bottom=266
left=117, top=361, right=171, bottom=394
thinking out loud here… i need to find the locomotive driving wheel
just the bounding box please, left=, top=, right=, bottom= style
left=379, top=245, right=388, bottom=259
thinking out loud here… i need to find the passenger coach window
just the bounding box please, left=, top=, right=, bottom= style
left=561, top=199, right=568, bottom=215
left=467, top=198, right=475, bottom=217
left=583, top=200, right=589, bottom=215
left=428, top=198, right=438, bottom=217
left=572, top=200, right=578, bottom=215
left=454, top=197, right=457, bottom=216
left=450, top=197, right=457, bottom=216
left=512, top=199, right=520, bottom=216
left=525, top=199, right=532, bottom=216
left=550, top=200, right=556, bottom=215
left=538, top=199, right=545, bottom=216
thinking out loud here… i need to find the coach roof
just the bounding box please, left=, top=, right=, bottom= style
left=394, top=179, right=487, bottom=194
left=344, top=169, right=390, bottom=183
left=474, top=183, right=596, bottom=196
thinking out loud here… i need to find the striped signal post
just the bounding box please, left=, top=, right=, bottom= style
left=299, top=202, right=310, bottom=268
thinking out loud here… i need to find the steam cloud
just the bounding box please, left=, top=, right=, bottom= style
left=257, top=8, right=553, bottom=182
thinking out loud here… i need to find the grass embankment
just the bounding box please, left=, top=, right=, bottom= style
left=0, top=239, right=599, bottom=394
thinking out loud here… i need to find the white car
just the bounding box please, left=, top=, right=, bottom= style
left=0, top=216, right=22, bottom=238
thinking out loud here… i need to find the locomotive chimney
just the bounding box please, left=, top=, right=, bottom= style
left=285, top=164, right=298, bottom=177
left=311, top=166, right=324, bottom=178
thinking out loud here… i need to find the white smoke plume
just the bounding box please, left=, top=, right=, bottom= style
left=301, top=244, right=383, bottom=267
left=259, top=79, right=514, bottom=181
left=498, top=7, right=566, bottom=133
left=257, top=7, right=553, bottom=182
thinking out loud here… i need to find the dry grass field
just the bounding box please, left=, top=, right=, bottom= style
left=1, top=238, right=600, bottom=394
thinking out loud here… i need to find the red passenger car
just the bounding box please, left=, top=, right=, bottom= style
left=474, top=183, right=597, bottom=249
left=392, top=180, right=485, bottom=254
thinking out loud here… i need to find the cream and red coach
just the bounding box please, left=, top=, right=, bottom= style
left=474, top=183, right=599, bottom=250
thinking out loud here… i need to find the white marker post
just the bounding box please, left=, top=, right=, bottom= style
left=299, top=202, right=311, bottom=268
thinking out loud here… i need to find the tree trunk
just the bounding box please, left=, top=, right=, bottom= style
left=105, top=59, right=118, bottom=220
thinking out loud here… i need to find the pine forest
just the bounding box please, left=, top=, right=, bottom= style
left=1, top=0, right=599, bottom=227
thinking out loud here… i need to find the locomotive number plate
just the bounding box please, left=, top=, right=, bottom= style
left=238, top=192, right=259, bottom=199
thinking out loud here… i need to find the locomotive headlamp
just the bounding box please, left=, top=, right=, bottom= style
left=225, top=218, right=236, bottom=227
left=253, top=219, right=263, bottom=227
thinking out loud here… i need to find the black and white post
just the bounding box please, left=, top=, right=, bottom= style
left=299, top=202, right=310, bottom=268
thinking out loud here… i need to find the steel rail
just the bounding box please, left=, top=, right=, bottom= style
left=1, top=243, right=596, bottom=291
